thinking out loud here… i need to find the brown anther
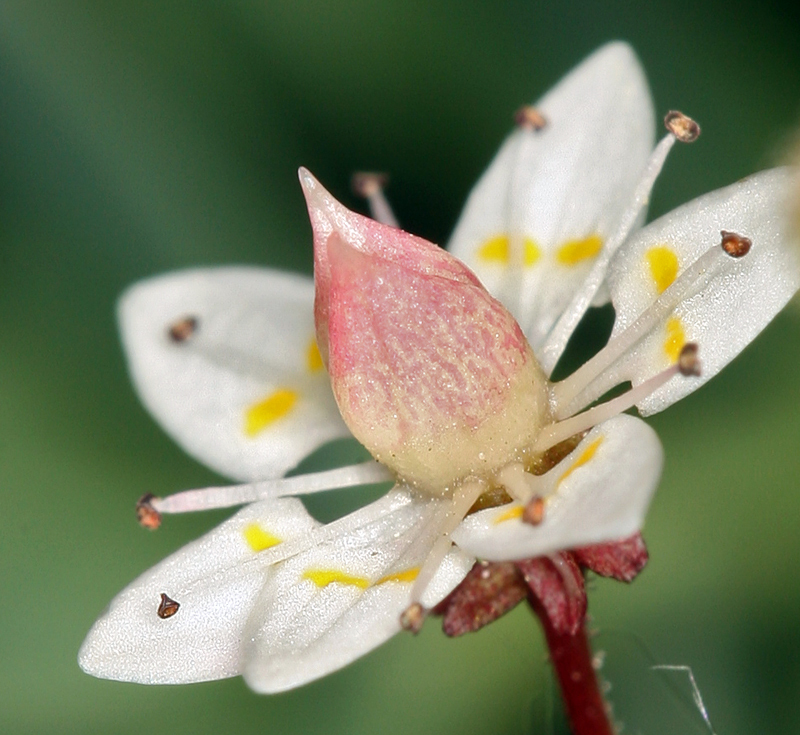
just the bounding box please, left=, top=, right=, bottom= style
left=522, top=495, right=546, bottom=525
left=351, top=172, right=389, bottom=199
left=514, top=105, right=548, bottom=131
left=399, top=602, right=427, bottom=634
left=678, top=343, right=701, bottom=377
left=157, top=593, right=180, bottom=619
left=168, top=316, right=198, bottom=343
left=720, top=230, right=752, bottom=258
left=136, top=493, right=162, bottom=530
left=664, top=110, right=700, bottom=142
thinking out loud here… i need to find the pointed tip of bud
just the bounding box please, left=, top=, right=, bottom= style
left=678, top=343, right=701, bottom=377
left=664, top=110, right=701, bottom=142
left=298, top=167, right=329, bottom=218
left=297, top=166, right=316, bottom=191
left=299, top=167, right=370, bottom=244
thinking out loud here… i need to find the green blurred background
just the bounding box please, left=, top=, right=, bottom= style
left=2, top=2, right=799, bottom=733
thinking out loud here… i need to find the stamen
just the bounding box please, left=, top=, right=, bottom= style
left=351, top=171, right=399, bottom=228
left=165, top=309, right=303, bottom=387
left=156, top=593, right=180, bottom=619
left=407, top=480, right=485, bottom=606
left=541, top=129, right=682, bottom=373
left=677, top=342, right=701, bottom=377
left=514, top=105, right=548, bottom=131
left=495, top=462, right=544, bottom=503
left=234, top=490, right=415, bottom=572
left=138, top=461, right=393, bottom=526
left=399, top=602, right=426, bottom=634
left=167, top=316, right=198, bottom=343
left=491, top=105, right=554, bottom=314
left=552, top=230, right=741, bottom=418
left=664, top=111, right=701, bottom=143
left=522, top=495, right=546, bottom=525
left=720, top=230, right=751, bottom=258
left=136, top=494, right=162, bottom=529
left=536, top=344, right=700, bottom=451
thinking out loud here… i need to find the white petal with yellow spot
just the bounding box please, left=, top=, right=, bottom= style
left=242, top=486, right=473, bottom=693
left=79, top=487, right=474, bottom=690
left=118, top=267, right=350, bottom=481
left=447, top=41, right=655, bottom=358
left=78, top=498, right=318, bottom=684
left=573, top=167, right=800, bottom=416
left=451, top=415, right=663, bottom=561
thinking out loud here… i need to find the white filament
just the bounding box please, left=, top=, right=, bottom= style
left=551, top=243, right=728, bottom=419
left=540, top=133, right=678, bottom=375
left=364, top=184, right=399, bottom=228
left=408, top=480, right=485, bottom=604
left=535, top=362, right=681, bottom=452
left=154, top=461, right=393, bottom=514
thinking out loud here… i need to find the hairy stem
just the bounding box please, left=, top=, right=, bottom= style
left=529, top=596, right=614, bottom=735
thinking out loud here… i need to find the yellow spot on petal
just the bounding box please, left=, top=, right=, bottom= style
left=243, top=523, right=282, bottom=552
left=306, top=339, right=324, bottom=373
left=556, top=234, right=603, bottom=266
left=478, top=235, right=541, bottom=266
left=244, top=389, right=297, bottom=436
left=558, top=437, right=604, bottom=486
left=523, top=240, right=541, bottom=266
left=493, top=505, right=524, bottom=524
left=646, top=246, right=679, bottom=294
left=303, top=569, right=370, bottom=590
left=376, top=567, right=420, bottom=585
left=478, top=235, right=509, bottom=263
left=664, top=315, right=686, bottom=362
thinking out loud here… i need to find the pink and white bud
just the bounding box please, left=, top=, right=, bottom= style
left=300, top=169, right=550, bottom=493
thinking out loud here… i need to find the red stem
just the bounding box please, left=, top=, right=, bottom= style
left=529, top=595, right=614, bottom=735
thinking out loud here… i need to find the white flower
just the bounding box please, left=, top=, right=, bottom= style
left=79, top=42, right=799, bottom=693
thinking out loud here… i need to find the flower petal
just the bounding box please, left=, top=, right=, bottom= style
left=451, top=415, right=663, bottom=561
left=447, top=41, right=655, bottom=358
left=241, top=486, right=473, bottom=693
left=118, top=267, right=350, bottom=481
left=576, top=168, right=800, bottom=415
left=78, top=498, right=318, bottom=684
